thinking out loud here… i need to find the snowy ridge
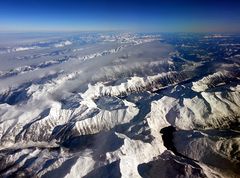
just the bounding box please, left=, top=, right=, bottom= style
left=150, top=83, right=240, bottom=130
left=192, top=70, right=240, bottom=92
left=82, top=71, right=188, bottom=99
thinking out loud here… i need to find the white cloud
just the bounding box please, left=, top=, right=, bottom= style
left=54, top=40, right=72, bottom=47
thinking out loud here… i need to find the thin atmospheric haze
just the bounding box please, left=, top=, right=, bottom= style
left=0, top=0, right=240, bottom=178
left=0, top=0, right=240, bottom=32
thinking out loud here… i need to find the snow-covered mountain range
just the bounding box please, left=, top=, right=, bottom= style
left=0, top=32, right=239, bottom=178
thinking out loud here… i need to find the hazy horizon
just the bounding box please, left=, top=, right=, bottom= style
left=1, top=0, right=240, bottom=33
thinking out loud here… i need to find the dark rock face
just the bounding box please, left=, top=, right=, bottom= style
left=138, top=151, right=206, bottom=178
left=160, top=126, right=177, bottom=153
left=83, top=160, right=121, bottom=178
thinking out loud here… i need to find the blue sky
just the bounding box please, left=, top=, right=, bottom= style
left=0, top=0, right=240, bottom=32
